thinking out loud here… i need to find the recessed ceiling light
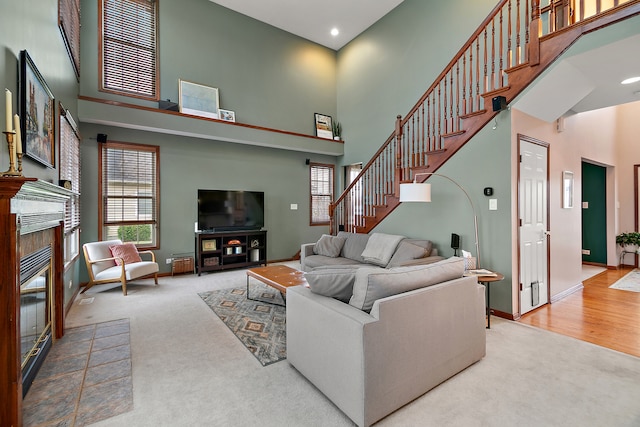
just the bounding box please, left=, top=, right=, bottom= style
left=330, top=28, right=339, bottom=37
left=621, top=76, right=640, bottom=85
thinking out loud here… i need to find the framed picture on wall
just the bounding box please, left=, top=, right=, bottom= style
left=219, top=109, right=236, bottom=122
left=562, top=171, right=574, bottom=209
left=20, top=50, right=55, bottom=168
left=179, top=79, right=219, bottom=119
left=314, top=113, right=333, bottom=139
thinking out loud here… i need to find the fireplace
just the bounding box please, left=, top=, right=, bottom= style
left=20, top=246, right=54, bottom=396
left=0, top=177, right=71, bottom=425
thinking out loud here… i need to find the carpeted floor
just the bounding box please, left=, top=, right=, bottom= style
left=198, top=284, right=286, bottom=366
left=31, top=263, right=640, bottom=426
left=610, top=268, right=640, bottom=292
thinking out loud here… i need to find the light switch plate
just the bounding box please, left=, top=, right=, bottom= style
left=290, top=204, right=298, bottom=210
left=489, top=199, right=497, bottom=210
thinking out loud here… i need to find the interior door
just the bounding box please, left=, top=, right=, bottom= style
left=581, top=162, right=607, bottom=264
left=519, top=136, right=549, bottom=315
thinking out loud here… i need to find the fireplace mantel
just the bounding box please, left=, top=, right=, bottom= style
left=0, top=177, right=71, bottom=427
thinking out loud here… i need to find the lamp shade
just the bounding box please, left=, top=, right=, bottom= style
left=399, top=183, right=431, bottom=202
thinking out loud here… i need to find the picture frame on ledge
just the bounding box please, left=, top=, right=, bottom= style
left=219, top=109, right=235, bottom=122
left=314, top=113, right=333, bottom=139
left=20, top=50, right=55, bottom=168
left=179, top=79, right=219, bottom=119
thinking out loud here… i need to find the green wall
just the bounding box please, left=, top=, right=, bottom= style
left=80, top=123, right=335, bottom=280
left=77, top=0, right=342, bottom=279
left=80, top=0, right=337, bottom=135
left=335, top=0, right=514, bottom=313
left=582, top=162, right=607, bottom=264
left=0, top=0, right=81, bottom=306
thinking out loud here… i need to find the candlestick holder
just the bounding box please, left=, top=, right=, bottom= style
left=2, top=131, right=22, bottom=177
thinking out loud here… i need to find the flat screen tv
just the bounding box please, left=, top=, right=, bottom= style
left=197, top=189, right=265, bottom=232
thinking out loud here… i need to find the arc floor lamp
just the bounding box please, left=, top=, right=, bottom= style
left=399, top=172, right=481, bottom=268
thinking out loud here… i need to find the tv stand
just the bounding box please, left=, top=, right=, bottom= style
left=196, top=230, right=267, bottom=275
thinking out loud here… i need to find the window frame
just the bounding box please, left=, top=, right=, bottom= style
left=99, top=140, right=160, bottom=249
left=99, top=0, right=159, bottom=101
left=309, top=162, right=334, bottom=226
left=59, top=103, right=81, bottom=267
left=59, top=0, right=81, bottom=79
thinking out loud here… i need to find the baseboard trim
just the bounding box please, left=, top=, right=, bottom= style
left=551, top=283, right=584, bottom=303
left=491, top=309, right=518, bottom=321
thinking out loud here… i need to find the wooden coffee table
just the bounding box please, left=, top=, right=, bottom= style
left=246, top=265, right=306, bottom=306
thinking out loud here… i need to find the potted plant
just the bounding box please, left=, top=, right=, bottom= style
left=616, top=231, right=640, bottom=252
left=332, top=121, right=342, bottom=141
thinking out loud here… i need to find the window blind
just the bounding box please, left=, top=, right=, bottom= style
left=101, top=142, right=159, bottom=247
left=59, top=0, right=81, bottom=77
left=59, top=107, right=81, bottom=234
left=101, top=0, right=158, bottom=100
left=310, top=163, right=334, bottom=225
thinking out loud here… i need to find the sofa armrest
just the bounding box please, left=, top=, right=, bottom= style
left=287, top=285, right=377, bottom=424
left=300, top=243, right=315, bottom=267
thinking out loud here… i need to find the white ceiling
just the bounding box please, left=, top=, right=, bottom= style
left=209, top=0, right=405, bottom=50
left=513, top=33, right=640, bottom=121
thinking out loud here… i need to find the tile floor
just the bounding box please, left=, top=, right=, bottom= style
left=22, top=318, right=133, bottom=426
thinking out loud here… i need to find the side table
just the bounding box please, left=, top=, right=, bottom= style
left=476, top=272, right=504, bottom=329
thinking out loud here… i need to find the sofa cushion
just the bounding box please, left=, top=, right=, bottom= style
left=109, top=243, right=142, bottom=266
left=337, top=231, right=370, bottom=263
left=387, top=240, right=432, bottom=267
left=313, top=234, right=347, bottom=258
left=349, top=257, right=465, bottom=312
left=360, top=233, right=405, bottom=267
left=305, top=267, right=370, bottom=302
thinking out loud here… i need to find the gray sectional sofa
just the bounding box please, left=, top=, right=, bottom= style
left=287, top=251, right=487, bottom=427
left=300, top=231, right=444, bottom=272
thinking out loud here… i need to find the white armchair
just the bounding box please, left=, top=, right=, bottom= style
left=82, top=239, right=159, bottom=296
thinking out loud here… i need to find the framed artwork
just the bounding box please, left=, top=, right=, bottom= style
left=202, top=239, right=217, bottom=251
left=562, top=171, right=574, bottom=209
left=20, top=50, right=55, bottom=168
left=219, top=109, right=236, bottom=122
left=179, top=79, right=219, bottom=119
left=314, top=113, right=333, bottom=139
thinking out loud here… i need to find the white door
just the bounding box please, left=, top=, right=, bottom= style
left=519, top=138, right=549, bottom=315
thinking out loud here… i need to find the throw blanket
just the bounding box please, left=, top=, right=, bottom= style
left=361, top=233, right=405, bottom=267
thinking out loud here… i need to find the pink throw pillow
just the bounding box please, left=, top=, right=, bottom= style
left=109, top=243, right=142, bottom=266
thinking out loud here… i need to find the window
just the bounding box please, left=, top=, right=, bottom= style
left=99, top=141, right=160, bottom=248
left=59, top=105, right=81, bottom=265
left=310, top=163, right=334, bottom=225
left=59, top=0, right=81, bottom=78
left=100, top=0, right=159, bottom=100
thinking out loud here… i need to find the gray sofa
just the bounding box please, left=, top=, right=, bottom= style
left=287, top=257, right=486, bottom=427
left=300, top=231, right=444, bottom=272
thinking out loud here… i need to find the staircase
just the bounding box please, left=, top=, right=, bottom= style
left=331, top=0, right=640, bottom=234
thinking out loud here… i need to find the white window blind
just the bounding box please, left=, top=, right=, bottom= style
left=100, top=0, right=158, bottom=100
left=59, top=0, right=81, bottom=77
left=59, top=106, right=81, bottom=234
left=100, top=142, right=159, bottom=248
left=310, top=163, right=334, bottom=225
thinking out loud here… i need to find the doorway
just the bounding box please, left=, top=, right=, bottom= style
left=518, top=135, right=550, bottom=315
left=581, top=162, right=607, bottom=265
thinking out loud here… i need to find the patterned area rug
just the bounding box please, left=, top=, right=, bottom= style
left=609, top=268, right=640, bottom=292
left=199, top=284, right=286, bottom=366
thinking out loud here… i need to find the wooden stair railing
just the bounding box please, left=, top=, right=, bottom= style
left=331, top=0, right=640, bottom=235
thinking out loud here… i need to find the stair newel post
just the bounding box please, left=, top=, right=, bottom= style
left=529, top=0, right=541, bottom=65
left=394, top=115, right=403, bottom=197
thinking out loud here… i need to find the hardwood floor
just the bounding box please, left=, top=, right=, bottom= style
left=518, top=267, right=640, bottom=358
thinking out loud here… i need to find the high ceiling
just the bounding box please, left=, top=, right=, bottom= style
left=209, top=1, right=640, bottom=119
left=208, top=0, right=405, bottom=50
